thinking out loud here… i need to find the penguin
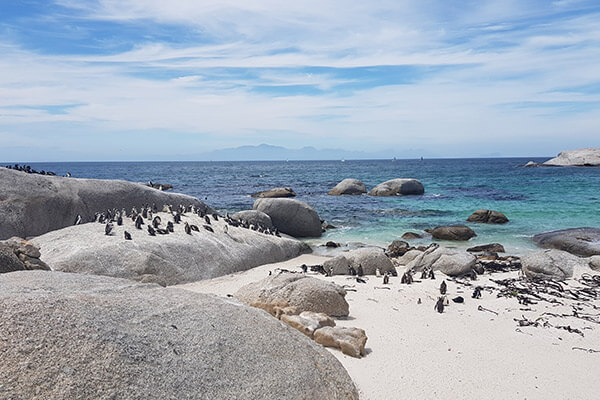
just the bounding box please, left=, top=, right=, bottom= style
left=357, top=264, right=364, bottom=277
left=156, top=228, right=169, bottom=235
left=401, top=271, right=413, bottom=284
left=74, top=215, right=82, bottom=225
left=375, top=268, right=381, bottom=278
left=443, top=296, right=450, bottom=306
left=452, top=296, right=464, bottom=303
left=152, top=216, right=161, bottom=229
left=301, top=264, right=308, bottom=273
left=184, top=222, right=192, bottom=235
left=173, top=213, right=181, bottom=224
left=135, top=215, right=144, bottom=230
left=472, top=287, right=482, bottom=299
left=212, top=213, right=219, bottom=221
left=348, top=266, right=357, bottom=276
left=428, top=268, right=436, bottom=280
left=223, top=224, right=228, bottom=234
left=117, top=215, right=123, bottom=226
left=383, top=273, right=390, bottom=284
left=204, top=215, right=211, bottom=225
left=435, top=297, right=445, bottom=313
left=142, top=208, right=148, bottom=219
left=147, top=225, right=156, bottom=236
left=440, top=280, right=447, bottom=295
left=203, top=225, right=214, bottom=233
left=420, top=268, right=428, bottom=280
left=167, top=221, right=174, bottom=233
left=190, top=224, right=199, bottom=232
left=356, top=277, right=367, bottom=284
left=105, top=223, right=113, bottom=236
left=124, top=231, right=132, bottom=240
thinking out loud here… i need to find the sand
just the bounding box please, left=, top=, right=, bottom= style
left=178, top=254, right=600, bottom=400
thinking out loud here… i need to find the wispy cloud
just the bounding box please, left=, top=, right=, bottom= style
left=0, top=0, right=599, bottom=160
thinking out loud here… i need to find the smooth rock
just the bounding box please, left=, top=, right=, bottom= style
left=281, top=312, right=336, bottom=338
left=589, top=255, right=600, bottom=271
left=323, top=247, right=395, bottom=275
left=235, top=273, right=349, bottom=317
left=251, top=187, right=297, bottom=198
left=401, top=232, right=422, bottom=239
left=430, top=225, right=477, bottom=241
left=253, top=198, right=322, bottom=237
left=32, top=212, right=306, bottom=285
left=543, top=148, right=600, bottom=167
left=521, top=249, right=586, bottom=280
left=368, top=178, right=424, bottom=196
left=406, top=246, right=476, bottom=276
left=524, top=161, right=539, bottom=167
left=314, top=326, right=368, bottom=358
left=396, top=249, right=423, bottom=266
left=328, top=179, right=367, bottom=195
left=0, top=167, right=211, bottom=240
left=467, top=243, right=506, bottom=253
left=532, top=227, right=600, bottom=257
left=0, top=271, right=358, bottom=400
left=467, top=209, right=509, bottom=224
left=231, top=210, right=274, bottom=228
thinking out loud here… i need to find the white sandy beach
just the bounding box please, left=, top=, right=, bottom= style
left=178, top=254, right=600, bottom=400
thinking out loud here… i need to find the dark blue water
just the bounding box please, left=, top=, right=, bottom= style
left=11, top=159, right=600, bottom=253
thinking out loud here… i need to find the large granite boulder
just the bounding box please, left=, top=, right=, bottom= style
left=521, top=249, right=587, bottom=281
left=0, top=271, right=358, bottom=400
left=253, top=198, right=322, bottom=237
left=0, top=167, right=212, bottom=240
left=543, top=148, right=600, bottom=166
left=467, top=209, right=509, bottom=224
left=252, top=187, right=297, bottom=198
left=532, top=227, right=600, bottom=257
left=323, top=247, right=395, bottom=275
left=396, top=249, right=423, bottom=266
left=386, top=240, right=410, bottom=257
left=0, top=237, right=49, bottom=273
left=235, top=273, right=349, bottom=317
left=406, top=246, right=476, bottom=276
left=314, top=327, right=368, bottom=359
left=430, top=225, right=476, bottom=241
left=231, top=210, right=273, bottom=228
left=368, top=178, right=424, bottom=196
left=32, top=212, right=306, bottom=286
left=328, top=179, right=367, bottom=195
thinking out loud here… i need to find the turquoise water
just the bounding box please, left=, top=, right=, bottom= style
left=14, top=158, right=600, bottom=254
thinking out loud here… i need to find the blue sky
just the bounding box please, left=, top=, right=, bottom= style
left=1, top=0, right=599, bottom=161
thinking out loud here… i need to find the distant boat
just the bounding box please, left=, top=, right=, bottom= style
left=392, top=157, right=397, bottom=162
left=420, top=156, right=424, bottom=161
left=341, top=159, right=345, bottom=162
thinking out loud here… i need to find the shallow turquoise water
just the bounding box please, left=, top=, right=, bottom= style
left=15, top=158, right=600, bottom=254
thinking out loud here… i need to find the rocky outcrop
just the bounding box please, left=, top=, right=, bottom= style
left=406, top=246, right=476, bottom=276
left=467, top=243, right=506, bottom=253
left=280, top=311, right=336, bottom=339
left=532, top=227, right=600, bottom=257
left=401, top=232, right=422, bottom=239
left=0, top=271, right=358, bottom=400
left=253, top=198, right=322, bottom=237
left=235, top=273, right=349, bottom=317
left=323, top=247, right=395, bottom=275
left=396, top=249, right=423, bottom=266
left=430, top=225, right=477, bottom=241
left=32, top=212, right=306, bottom=286
left=0, top=167, right=212, bottom=240
left=251, top=187, right=297, bottom=198
left=231, top=210, right=274, bottom=228
left=0, top=237, right=49, bottom=273
left=521, top=249, right=586, bottom=281
left=467, top=209, right=509, bottom=224
left=314, top=327, right=368, bottom=358
left=386, top=240, right=410, bottom=257
left=328, top=179, right=367, bottom=195
left=543, top=148, right=600, bottom=167
left=368, top=178, right=424, bottom=196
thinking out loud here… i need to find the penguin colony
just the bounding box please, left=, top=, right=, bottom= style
left=79, top=203, right=282, bottom=241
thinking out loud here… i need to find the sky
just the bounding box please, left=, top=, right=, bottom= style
left=0, top=0, right=599, bottom=161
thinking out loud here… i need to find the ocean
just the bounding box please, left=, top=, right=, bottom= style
left=12, top=158, right=600, bottom=254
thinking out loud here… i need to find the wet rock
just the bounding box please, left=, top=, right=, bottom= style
left=325, top=241, right=340, bottom=248
left=533, top=227, right=600, bottom=257
left=467, top=209, right=509, bottom=224
left=430, top=225, right=477, bottom=241
left=314, top=326, right=368, bottom=358
left=251, top=187, right=297, bottom=198
left=386, top=240, right=410, bottom=257
left=328, top=179, right=367, bottom=195
left=368, top=178, right=424, bottom=196
left=467, top=243, right=506, bottom=253
left=401, top=232, right=422, bottom=239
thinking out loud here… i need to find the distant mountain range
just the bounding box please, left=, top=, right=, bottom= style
left=183, top=144, right=431, bottom=161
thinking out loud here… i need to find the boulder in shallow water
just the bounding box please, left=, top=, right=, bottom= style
left=532, top=227, right=600, bottom=257
left=323, top=247, right=395, bottom=275
left=543, top=148, right=600, bottom=167
left=368, top=178, right=424, bottom=196
left=0, top=271, right=358, bottom=400
left=314, top=326, right=368, bottom=358
left=0, top=167, right=211, bottom=240
left=328, top=179, right=367, bottom=195
left=251, top=187, right=297, bottom=198
left=521, top=249, right=586, bottom=281
left=32, top=212, right=306, bottom=285
left=253, top=198, right=322, bottom=237
left=467, top=243, right=506, bottom=253
left=235, top=273, right=349, bottom=317
left=401, top=232, right=423, bottom=239
left=430, top=225, right=477, bottom=241
left=467, top=209, right=509, bottom=224
left=231, top=210, right=274, bottom=228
